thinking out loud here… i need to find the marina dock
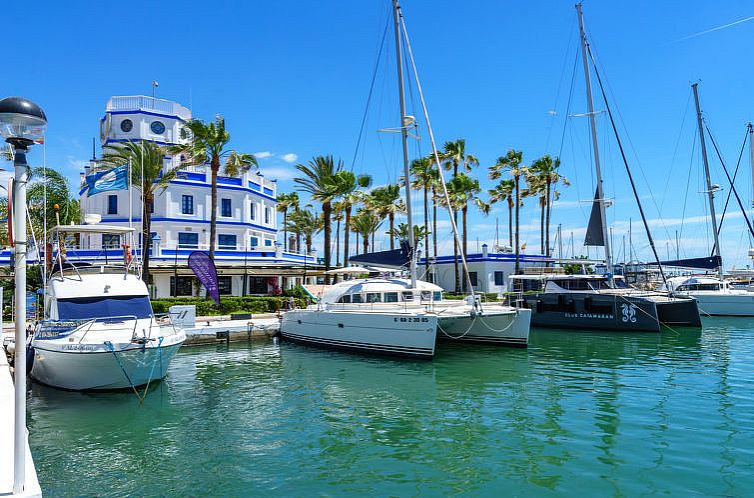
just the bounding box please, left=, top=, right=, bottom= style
left=0, top=353, right=42, bottom=497
left=180, top=314, right=281, bottom=346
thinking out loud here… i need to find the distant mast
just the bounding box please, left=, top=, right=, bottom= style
left=392, top=0, right=417, bottom=287
left=576, top=3, right=613, bottom=282
left=691, top=83, right=723, bottom=280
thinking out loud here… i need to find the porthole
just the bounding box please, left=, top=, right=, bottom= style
left=120, top=119, right=133, bottom=132
left=180, top=127, right=188, bottom=139
left=150, top=121, right=165, bottom=134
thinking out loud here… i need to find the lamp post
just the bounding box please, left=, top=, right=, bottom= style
left=0, top=96, right=47, bottom=495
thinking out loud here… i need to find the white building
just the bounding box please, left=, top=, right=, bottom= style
left=78, top=95, right=317, bottom=298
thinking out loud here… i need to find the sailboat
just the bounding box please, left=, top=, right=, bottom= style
left=511, top=3, right=701, bottom=332
left=659, top=87, right=754, bottom=316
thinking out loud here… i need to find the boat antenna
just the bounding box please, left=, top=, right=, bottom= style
left=398, top=6, right=477, bottom=301
left=692, top=83, right=723, bottom=280
left=576, top=3, right=613, bottom=285
left=392, top=0, right=417, bottom=289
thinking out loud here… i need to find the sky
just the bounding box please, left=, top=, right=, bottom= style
left=3, top=0, right=754, bottom=269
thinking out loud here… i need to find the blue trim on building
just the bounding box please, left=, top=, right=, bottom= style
left=248, top=181, right=261, bottom=191
left=182, top=172, right=206, bottom=182
left=168, top=180, right=276, bottom=201
left=106, top=109, right=187, bottom=122
left=104, top=138, right=180, bottom=147
left=263, top=187, right=274, bottom=196
left=218, top=176, right=242, bottom=186
left=100, top=216, right=277, bottom=233
left=422, top=253, right=548, bottom=264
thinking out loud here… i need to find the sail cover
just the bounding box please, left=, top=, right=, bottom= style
left=349, top=241, right=412, bottom=268
left=584, top=187, right=605, bottom=246
left=655, top=255, right=722, bottom=270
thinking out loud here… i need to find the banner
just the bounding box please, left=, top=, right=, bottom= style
left=85, top=164, right=129, bottom=195
left=188, top=251, right=220, bottom=305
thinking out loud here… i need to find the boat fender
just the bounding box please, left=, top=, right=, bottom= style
left=122, top=243, right=133, bottom=265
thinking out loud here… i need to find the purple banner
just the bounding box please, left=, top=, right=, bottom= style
left=188, top=251, right=220, bottom=305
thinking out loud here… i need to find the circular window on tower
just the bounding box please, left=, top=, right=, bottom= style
left=179, top=127, right=188, bottom=140
left=120, top=119, right=133, bottom=132
left=150, top=121, right=166, bottom=134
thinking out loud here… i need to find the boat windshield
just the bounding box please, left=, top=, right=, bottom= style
left=57, top=295, right=153, bottom=320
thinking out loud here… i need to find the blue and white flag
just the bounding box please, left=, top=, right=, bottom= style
left=85, top=165, right=129, bottom=195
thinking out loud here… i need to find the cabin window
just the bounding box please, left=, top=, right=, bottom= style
left=403, top=292, right=414, bottom=301
left=351, top=294, right=363, bottom=303
left=384, top=292, right=399, bottom=303
left=57, top=296, right=152, bottom=320
left=366, top=293, right=381, bottom=303
left=494, top=271, right=504, bottom=286
left=552, top=279, right=591, bottom=291
left=103, top=234, right=120, bottom=249
left=107, top=195, right=118, bottom=215
left=433, top=292, right=442, bottom=301
left=338, top=294, right=352, bottom=304
left=181, top=195, right=194, bottom=215
left=420, top=291, right=432, bottom=300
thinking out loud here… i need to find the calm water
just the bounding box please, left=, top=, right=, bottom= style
left=27, top=319, right=754, bottom=497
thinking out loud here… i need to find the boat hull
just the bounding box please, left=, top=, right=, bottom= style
left=680, top=292, right=754, bottom=317
left=280, top=309, right=437, bottom=359
left=655, top=298, right=702, bottom=326
left=30, top=336, right=184, bottom=391
left=437, top=306, right=531, bottom=347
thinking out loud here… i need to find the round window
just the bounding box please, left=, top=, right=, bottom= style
left=120, top=119, right=133, bottom=132
left=180, top=127, right=188, bottom=139
left=151, top=121, right=165, bottom=134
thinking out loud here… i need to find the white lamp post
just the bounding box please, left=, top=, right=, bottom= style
left=0, top=96, right=47, bottom=495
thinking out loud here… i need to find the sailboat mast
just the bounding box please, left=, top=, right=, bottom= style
left=692, top=83, right=723, bottom=279
left=748, top=122, right=754, bottom=210
left=392, top=0, right=417, bottom=287
left=576, top=3, right=613, bottom=281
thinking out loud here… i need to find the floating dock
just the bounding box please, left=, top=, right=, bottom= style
left=181, top=314, right=281, bottom=346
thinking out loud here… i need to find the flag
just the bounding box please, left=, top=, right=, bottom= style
left=85, top=165, right=129, bottom=195
left=188, top=251, right=220, bottom=305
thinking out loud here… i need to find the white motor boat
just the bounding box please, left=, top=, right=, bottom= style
left=30, top=225, right=186, bottom=391
left=661, top=276, right=754, bottom=317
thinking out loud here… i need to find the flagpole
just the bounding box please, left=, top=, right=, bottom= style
left=140, top=142, right=144, bottom=263
left=128, top=159, right=133, bottom=242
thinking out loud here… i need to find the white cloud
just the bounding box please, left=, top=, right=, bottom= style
left=281, top=153, right=298, bottom=163
left=254, top=151, right=273, bottom=159
left=66, top=156, right=90, bottom=171
left=262, top=166, right=298, bottom=181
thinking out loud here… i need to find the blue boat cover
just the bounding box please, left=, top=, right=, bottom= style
left=349, top=241, right=412, bottom=268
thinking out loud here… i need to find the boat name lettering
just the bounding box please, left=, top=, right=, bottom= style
left=564, top=312, right=614, bottom=320
left=394, top=317, right=430, bottom=323
left=61, top=344, right=100, bottom=351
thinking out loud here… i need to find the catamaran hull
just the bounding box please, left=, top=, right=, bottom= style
left=680, top=293, right=754, bottom=317
left=655, top=299, right=702, bottom=326
left=280, top=310, right=437, bottom=359
left=437, top=307, right=531, bottom=347
left=30, top=338, right=184, bottom=391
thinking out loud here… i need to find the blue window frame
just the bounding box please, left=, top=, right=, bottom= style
left=107, top=195, right=118, bottom=215
left=250, top=202, right=256, bottom=220
left=218, top=234, right=237, bottom=249
left=181, top=195, right=194, bottom=215
left=221, top=198, right=232, bottom=217
left=250, top=236, right=259, bottom=247
left=178, top=232, right=199, bottom=249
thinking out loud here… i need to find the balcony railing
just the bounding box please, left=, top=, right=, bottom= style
left=107, top=95, right=192, bottom=121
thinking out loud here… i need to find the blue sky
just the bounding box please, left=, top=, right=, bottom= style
left=3, top=0, right=754, bottom=268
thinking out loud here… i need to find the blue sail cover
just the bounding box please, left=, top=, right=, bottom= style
left=655, top=255, right=722, bottom=270
left=349, top=241, right=412, bottom=268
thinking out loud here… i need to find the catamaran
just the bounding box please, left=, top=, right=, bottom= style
left=29, top=224, right=186, bottom=390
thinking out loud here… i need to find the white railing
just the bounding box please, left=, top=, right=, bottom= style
left=107, top=95, right=192, bottom=121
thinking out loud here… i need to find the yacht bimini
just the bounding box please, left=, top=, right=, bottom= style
left=30, top=224, right=186, bottom=390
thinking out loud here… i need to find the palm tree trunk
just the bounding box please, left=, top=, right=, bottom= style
left=371, top=229, right=375, bottom=251
left=507, top=199, right=513, bottom=247
left=335, top=217, right=340, bottom=275
left=142, top=190, right=153, bottom=292
left=389, top=213, right=395, bottom=250
left=209, top=156, right=220, bottom=259
left=306, top=235, right=312, bottom=254
left=453, top=209, right=460, bottom=294
left=296, top=230, right=302, bottom=254
left=423, top=186, right=429, bottom=278
left=514, top=175, right=520, bottom=274
left=283, top=208, right=288, bottom=251
left=363, top=231, right=369, bottom=253
left=462, top=205, right=468, bottom=260
left=432, top=189, right=438, bottom=274
left=323, top=200, right=332, bottom=284
left=545, top=181, right=552, bottom=259
left=540, top=197, right=545, bottom=255
left=344, top=206, right=351, bottom=266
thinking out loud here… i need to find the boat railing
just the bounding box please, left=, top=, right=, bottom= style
left=76, top=315, right=140, bottom=344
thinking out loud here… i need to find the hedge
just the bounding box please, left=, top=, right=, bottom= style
left=150, top=296, right=308, bottom=316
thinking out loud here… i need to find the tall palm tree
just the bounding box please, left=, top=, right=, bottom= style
left=276, top=192, right=299, bottom=252
left=488, top=179, right=515, bottom=248
left=168, top=116, right=257, bottom=259
left=294, top=155, right=343, bottom=282
left=368, top=184, right=405, bottom=250
left=99, top=140, right=185, bottom=286
left=28, top=167, right=80, bottom=234
left=389, top=223, right=429, bottom=248
left=532, top=155, right=569, bottom=258
left=441, top=138, right=479, bottom=177
left=332, top=171, right=371, bottom=266
left=410, top=156, right=438, bottom=277
left=285, top=208, right=322, bottom=254
left=332, top=200, right=345, bottom=269
left=523, top=169, right=547, bottom=255
left=350, top=208, right=382, bottom=254
left=490, top=150, right=528, bottom=273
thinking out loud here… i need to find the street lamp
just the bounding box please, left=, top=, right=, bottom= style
left=0, top=96, right=46, bottom=495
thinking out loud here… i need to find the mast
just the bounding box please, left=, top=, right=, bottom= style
left=392, top=0, right=417, bottom=288
left=692, top=83, right=723, bottom=279
left=749, top=122, right=754, bottom=211
left=576, top=3, right=613, bottom=282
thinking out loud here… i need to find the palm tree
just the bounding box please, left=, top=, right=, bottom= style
left=285, top=208, right=322, bottom=254
left=389, top=223, right=429, bottom=247
left=488, top=179, right=515, bottom=248
left=332, top=171, right=371, bottom=266
left=332, top=200, right=345, bottom=269
left=28, top=167, right=80, bottom=234
left=350, top=208, right=382, bottom=254
left=441, top=138, right=479, bottom=177
left=532, top=155, right=569, bottom=258
left=367, top=184, right=405, bottom=250
left=276, top=192, right=299, bottom=252
left=410, top=156, right=438, bottom=277
left=294, top=155, right=343, bottom=282
left=523, top=169, right=547, bottom=255
left=490, top=150, right=528, bottom=273
left=99, top=140, right=185, bottom=286
left=168, top=116, right=257, bottom=259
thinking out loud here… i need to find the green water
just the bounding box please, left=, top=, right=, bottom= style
left=27, top=319, right=754, bottom=497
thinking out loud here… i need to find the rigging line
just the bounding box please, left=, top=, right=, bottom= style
left=399, top=13, right=476, bottom=299
left=713, top=127, right=748, bottom=237
left=704, top=123, right=754, bottom=241
left=558, top=48, right=580, bottom=159
left=350, top=13, right=391, bottom=172
left=678, top=131, right=697, bottom=249
left=546, top=16, right=578, bottom=152
left=660, top=89, right=693, bottom=212
left=587, top=44, right=670, bottom=290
